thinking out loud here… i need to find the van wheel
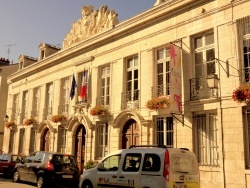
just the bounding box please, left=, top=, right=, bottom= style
left=37, top=175, right=47, bottom=188
left=13, top=171, right=20, bottom=183
left=82, top=180, right=93, bottom=188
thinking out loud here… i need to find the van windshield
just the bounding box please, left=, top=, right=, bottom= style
left=171, top=153, right=198, bottom=175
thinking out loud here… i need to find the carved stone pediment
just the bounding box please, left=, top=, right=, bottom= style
left=63, top=5, right=119, bottom=49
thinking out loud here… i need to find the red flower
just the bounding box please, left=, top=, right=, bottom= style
left=24, top=118, right=36, bottom=126
left=232, top=83, right=250, bottom=103
left=146, top=96, right=170, bottom=110
left=90, top=105, right=107, bottom=116
left=51, top=114, right=67, bottom=123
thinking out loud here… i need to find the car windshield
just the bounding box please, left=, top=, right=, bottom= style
left=52, top=155, right=77, bottom=167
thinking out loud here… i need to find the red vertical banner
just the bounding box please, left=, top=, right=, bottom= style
left=170, top=44, right=182, bottom=113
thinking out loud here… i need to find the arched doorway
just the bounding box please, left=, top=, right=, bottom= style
left=122, top=119, right=140, bottom=149
left=74, top=124, right=86, bottom=173
left=40, top=128, right=50, bottom=151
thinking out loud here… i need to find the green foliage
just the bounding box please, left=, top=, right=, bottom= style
left=84, top=159, right=99, bottom=169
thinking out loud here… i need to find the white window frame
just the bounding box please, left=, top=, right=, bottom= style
left=155, top=116, right=173, bottom=147
left=60, top=77, right=70, bottom=115
left=156, top=46, right=171, bottom=96
left=126, top=56, right=139, bottom=102
left=193, top=112, right=219, bottom=166
left=95, top=123, right=108, bottom=160
left=21, top=90, right=28, bottom=122
left=101, top=65, right=110, bottom=106
left=45, top=82, right=53, bottom=119
left=32, top=87, right=40, bottom=119
left=193, top=31, right=215, bottom=78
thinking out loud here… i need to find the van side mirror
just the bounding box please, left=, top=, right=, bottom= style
left=97, top=163, right=105, bottom=171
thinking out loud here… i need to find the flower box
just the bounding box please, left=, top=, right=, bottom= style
left=51, top=114, right=67, bottom=123
left=146, top=96, right=170, bottom=110
left=90, top=105, right=107, bottom=116
left=5, top=121, right=15, bottom=129
left=232, top=83, right=250, bottom=103
left=24, top=118, right=36, bottom=126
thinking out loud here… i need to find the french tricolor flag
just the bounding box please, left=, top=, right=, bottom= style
left=80, top=70, right=87, bottom=99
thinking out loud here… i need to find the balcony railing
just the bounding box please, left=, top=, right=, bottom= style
left=152, top=84, right=170, bottom=97
left=43, top=107, right=52, bottom=120
left=58, top=104, right=69, bottom=117
left=121, top=89, right=140, bottom=110
left=190, top=76, right=218, bottom=101
left=31, top=110, right=39, bottom=121
left=96, top=96, right=110, bottom=106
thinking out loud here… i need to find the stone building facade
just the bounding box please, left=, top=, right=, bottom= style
left=3, top=0, right=250, bottom=187
left=0, top=58, right=19, bottom=149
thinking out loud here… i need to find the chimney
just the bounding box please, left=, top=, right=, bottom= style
left=0, top=57, right=10, bottom=66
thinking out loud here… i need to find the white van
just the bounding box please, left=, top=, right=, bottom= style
left=79, top=145, right=200, bottom=188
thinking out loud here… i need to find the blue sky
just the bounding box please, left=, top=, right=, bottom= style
left=0, top=0, right=156, bottom=63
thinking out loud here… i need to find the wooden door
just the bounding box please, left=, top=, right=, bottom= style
left=40, top=128, right=50, bottom=151
left=122, top=119, right=140, bottom=149
left=75, top=125, right=86, bottom=173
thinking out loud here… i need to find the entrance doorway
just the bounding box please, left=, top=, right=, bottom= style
left=40, top=128, right=50, bottom=151
left=122, top=119, right=140, bottom=149
left=75, top=124, right=86, bottom=173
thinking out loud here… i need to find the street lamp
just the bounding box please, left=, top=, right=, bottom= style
left=206, top=73, right=219, bottom=89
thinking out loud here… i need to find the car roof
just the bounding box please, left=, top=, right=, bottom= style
left=103, top=146, right=193, bottom=159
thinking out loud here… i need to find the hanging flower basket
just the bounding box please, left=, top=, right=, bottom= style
left=232, top=83, right=250, bottom=104
left=51, top=114, right=67, bottom=123
left=90, top=105, right=107, bottom=116
left=146, top=96, right=170, bottom=110
left=5, top=121, right=15, bottom=129
left=24, top=118, right=36, bottom=126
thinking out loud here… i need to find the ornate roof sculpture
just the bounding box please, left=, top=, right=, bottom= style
left=63, top=5, right=119, bottom=49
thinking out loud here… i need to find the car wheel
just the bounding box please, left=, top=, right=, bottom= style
left=37, top=175, right=47, bottom=188
left=13, top=171, right=20, bottom=183
left=82, top=181, right=93, bottom=188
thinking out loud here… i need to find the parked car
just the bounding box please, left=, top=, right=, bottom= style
left=79, top=145, right=200, bottom=188
left=13, top=151, right=80, bottom=188
left=0, top=153, right=25, bottom=177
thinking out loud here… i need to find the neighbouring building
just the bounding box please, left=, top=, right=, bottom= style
left=3, top=0, right=250, bottom=187
left=0, top=58, right=19, bottom=150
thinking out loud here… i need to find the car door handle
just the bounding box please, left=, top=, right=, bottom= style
left=112, top=175, right=117, bottom=178
left=119, top=176, right=125, bottom=179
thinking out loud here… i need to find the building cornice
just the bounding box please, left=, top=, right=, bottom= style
left=8, top=0, right=236, bottom=84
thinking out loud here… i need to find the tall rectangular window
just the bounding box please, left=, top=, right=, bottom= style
left=127, top=56, right=139, bottom=101
left=193, top=113, right=218, bottom=166
left=57, top=125, right=66, bottom=153
left=18, top=128, right=25, bottom=154
left=21, top=91, right=28, bottom=123
left=237, top=16, right=250, bottom=82
left=156, top=47, right=171, bottom=96
left=60, top=77, right=70, bottom=116
left=12, top=94, right=19, bottom=121
left=155, top=116, right=173, bottom=147
left=124, top=56, right=139, bottom=110
left=194, top=32, right=215, bottom=78
left=101, top=66, right=110, bottom=105
left=44, top=82, right=53, bottom=119
left=245, top=109, right=250, bottom=168
left=95, top=123, right=108, bottom=160
left=9, top=131, right=14, bottom=153
left=32, top=87, right=40, bottom=119
left=29, top=128, right=36, bottom=153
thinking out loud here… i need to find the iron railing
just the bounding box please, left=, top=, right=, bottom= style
left=189, top=76, right=218, bottom=101
left=121, top=89, right=140, bottom=110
